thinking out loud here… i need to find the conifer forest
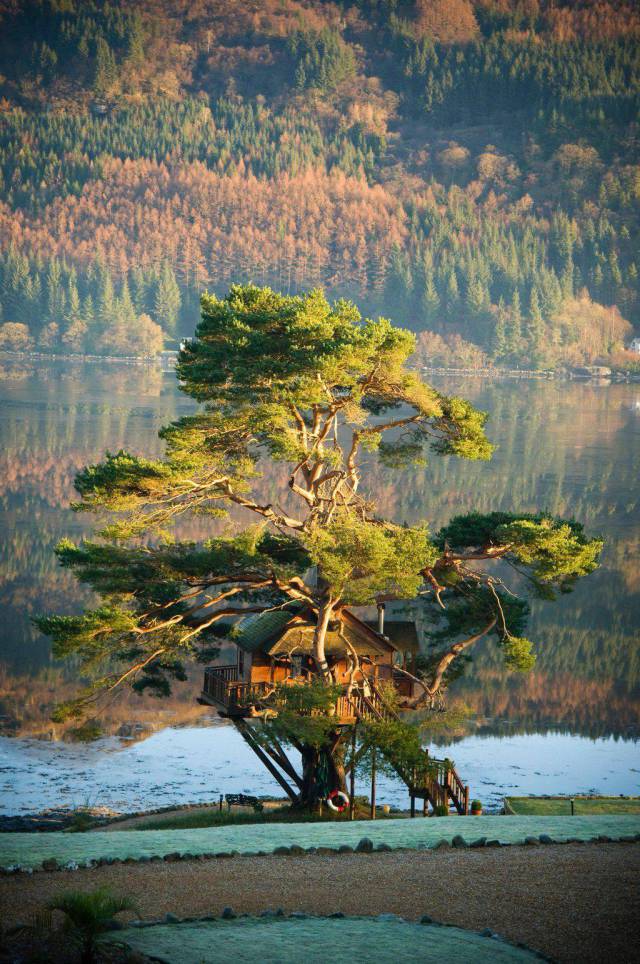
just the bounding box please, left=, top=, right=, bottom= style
left=0, top=0, right=638, bottom=367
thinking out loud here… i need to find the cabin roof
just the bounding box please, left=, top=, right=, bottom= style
left=231, top=604, right=418, bottom=658
left=365, top=620, right=419, bottom=653
left=231, top=605, right=303, bottom=654
left=268, top=619, right=390, bottom=657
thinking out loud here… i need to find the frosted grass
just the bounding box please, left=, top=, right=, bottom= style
left=107, top=917, right=543, bottom=963
left=2, top=814, right=639, bottom=870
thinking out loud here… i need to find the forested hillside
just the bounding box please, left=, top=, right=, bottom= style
left=0, top=0, right=639, bottom=367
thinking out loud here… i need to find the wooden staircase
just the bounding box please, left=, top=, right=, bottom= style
left=342, top=682, right=470, bottom=815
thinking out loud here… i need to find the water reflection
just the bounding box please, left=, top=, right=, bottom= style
left=0, top=362, right=638, bottom=742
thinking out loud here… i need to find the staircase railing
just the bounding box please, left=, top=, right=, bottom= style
left=349, top=681, right=470, bottom=814
left=444, top=762, right=470, bottom=815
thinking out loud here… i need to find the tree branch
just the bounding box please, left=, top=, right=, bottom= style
left=221, top=483, right=305, bottom=530
left=426, top=616, right=497, bottom=697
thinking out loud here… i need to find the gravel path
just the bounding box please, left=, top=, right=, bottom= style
left=2, top=843, right=639, bottom=963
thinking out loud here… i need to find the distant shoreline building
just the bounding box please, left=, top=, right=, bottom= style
left=629, top=337, right=640, bottom=354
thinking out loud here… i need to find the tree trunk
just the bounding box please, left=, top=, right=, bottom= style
left=313, top=599, right=334, bottom=678
left=297, top=732, right=347, bottom=810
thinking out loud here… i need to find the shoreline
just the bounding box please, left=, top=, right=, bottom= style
left=2, top=350, right=639, bottom=381
left=0, top=349, right=175, bottom=367
left=421, top=366, right=639, bottom=382
left=3, top=728, right=638, bottom=820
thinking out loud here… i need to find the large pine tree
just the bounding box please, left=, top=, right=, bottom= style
left=37, top=285, right=601, bottom=808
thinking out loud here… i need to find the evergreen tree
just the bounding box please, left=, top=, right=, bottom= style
left=492, top=297, right=509, bottom=360
left=421, top=272, right=440, bottom=327
left=130, top=266, right=149, bottom=315
left=2, top=249, right=31, bottom=324
left=93, top=36, right=118, bottom=98
left=65, top=276, right=81, bottom=328
left=466, top=279, right=488, bottom=317
left=508, top=289, right=523, bottom=357
left=37, top=285, right=601, bottom=808
left=125, top=12, right=145, bottom=69
left=82, top=293, right=97, bottom=350
left=526, top=287, right=545, bottom=364
left=445, top=269, right=460, bottom=318
left=154, top=262, right=181, bottom=337
left=46, top=259, right=65, bottom=326
left=96, top=270, right=116, bottom=333
left=118, top=279, right=137, bottom=329
left=37, top=42, right=58, bottom=84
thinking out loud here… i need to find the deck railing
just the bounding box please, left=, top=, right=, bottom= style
left=203, top=665, right=237, bottom=705
left=203, top=666, right=271, bottom=710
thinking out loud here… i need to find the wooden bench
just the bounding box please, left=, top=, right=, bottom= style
left=224, top=793, right=264, bottom=812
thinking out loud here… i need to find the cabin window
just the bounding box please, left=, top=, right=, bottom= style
left=291, top=654, right=303, bottom=678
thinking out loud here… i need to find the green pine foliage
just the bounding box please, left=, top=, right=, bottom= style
left=35, top=285, right=601, bottom=723
left=288, top=29, right=357, bottom=92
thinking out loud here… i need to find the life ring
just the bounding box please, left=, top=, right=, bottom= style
left=326, top=789, right=349, bottom=812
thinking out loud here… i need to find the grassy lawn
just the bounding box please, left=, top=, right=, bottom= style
left=130, top=802, right=400, bottom=831
left=4, top=814, right=640, bottom=869
left=505, top=797, right=640, bottom=816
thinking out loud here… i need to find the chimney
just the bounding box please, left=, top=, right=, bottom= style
left=377, top=602, right=385, bottom=636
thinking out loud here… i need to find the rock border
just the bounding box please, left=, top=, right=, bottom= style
left=1, top=832, right=639, bottom=876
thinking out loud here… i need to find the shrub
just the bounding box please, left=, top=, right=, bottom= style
left=414, top=330, right=489, bottom=369
left=0, top=322, right=34, bottom=351
left=48, top=887, right=138, bottom=964
left=67, top=720, right=103, bottom=743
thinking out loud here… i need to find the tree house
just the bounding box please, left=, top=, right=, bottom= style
left=200, top=603, right=420, bottom=722
left=199, top=603, right=470, bottom=814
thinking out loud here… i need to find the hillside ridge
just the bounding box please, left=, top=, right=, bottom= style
left=0, top=0, right=638, bottom=370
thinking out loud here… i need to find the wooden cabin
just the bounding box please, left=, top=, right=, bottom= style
left=200, top=602, right=421, bottom=723
left=199, top=602, right=471, bottom=815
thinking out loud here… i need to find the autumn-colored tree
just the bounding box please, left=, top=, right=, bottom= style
left=0, top=322, right=34, bottom=351
left=414, top=0, right=479, bottom=43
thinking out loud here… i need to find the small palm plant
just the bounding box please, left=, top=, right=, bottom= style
left=48, top=887, right=138, bottom=963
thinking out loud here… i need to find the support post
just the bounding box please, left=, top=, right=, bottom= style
left=349, top=723, right=357, bottom=821
left=370, top=746, right=376, bottom=820
left=265, top=735, right=304, bottom=789
left=464, top=785, right=470, bottom=816
left=410, top=766, right=416, bottom=817
left=235, top=721, right=299, bottom=804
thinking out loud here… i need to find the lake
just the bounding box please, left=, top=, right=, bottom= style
left=1, top=357, right=638, bottom=813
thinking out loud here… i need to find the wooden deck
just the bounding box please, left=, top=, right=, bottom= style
left=201, top=665, right=470, bottom=814
left=201, top=665, right=273, bottom=715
